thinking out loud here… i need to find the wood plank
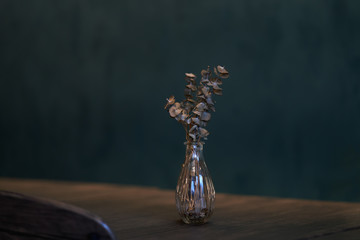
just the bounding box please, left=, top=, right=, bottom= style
left=1, top=178, right=360, bottom=240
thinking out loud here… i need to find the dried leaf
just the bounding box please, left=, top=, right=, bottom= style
left=195, top=102, right=207, bottom=111
left=185, top=73, right=196, bottom=78
left=184, top=88, right=192, bottom=96
left=169, top=106, right=179, bottom=117
left=191, top=117, right=200, bottom=125
left=206, top=97, right=214, bottom=105
left=200, top=121, right=207, bottom=127
left=214, top=66, right=219, bottom=76
left=176, top=108, right=182, bottom=114
left=199, top=127, right=209, bottom=137
left=217, top=65, right=228, bottom=74
left=186, top=78, right=196, bottom=85
left=183, top=102, right=192, bottom=112
left=212, top=83, right=222, bottom=90
left=178, top=112, right=187, bottom=121
left=216, top=78, right=223, bottom=85
left=201, top=86, right=210, bottom=97
left=169, top=102, right=182, bottom=117
left=198, top=95, right=206, bottom=100
left=201, top=112, right=211, bottom=121
left=186, top=84, right=197, bottom=91
left=201, top=69, right=209, bottom=77
left=193, top=110, right=202, bottom=116
left=189, top=133, right=196, bottom=140
left=182, top=111, right=189, bottom=118
left=219, top=73, right=229, bottom=79
left=189, top=125, right=198, bottom=132
left=201, top=78, right=210, bottom=84
left=213, top=89, right=223, bottom=96
left=207, top=80, right=222, bottom=90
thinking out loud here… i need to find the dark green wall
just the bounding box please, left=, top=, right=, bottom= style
left=1, top=0, right=360, bottom=201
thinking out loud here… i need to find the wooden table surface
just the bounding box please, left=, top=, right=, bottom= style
left=1, top=178, right=360, bottom=240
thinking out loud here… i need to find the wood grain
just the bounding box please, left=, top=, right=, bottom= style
left=0, top=190, right=116, bottom=240
left=1, top=178, right=360, bottom=240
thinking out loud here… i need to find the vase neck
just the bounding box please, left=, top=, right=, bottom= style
left=184, top=141, right=204, bottom=148
left=184, top=141, right=204, bottom=164
left=185, top=142, right=204, bottom=152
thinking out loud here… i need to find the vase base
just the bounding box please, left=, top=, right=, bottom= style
left=180, top=210, right=211, bottom=225
left=181, top=219, right=208, bottom=225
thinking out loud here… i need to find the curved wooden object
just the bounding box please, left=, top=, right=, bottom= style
left=0, top=191, right=116, bottom=240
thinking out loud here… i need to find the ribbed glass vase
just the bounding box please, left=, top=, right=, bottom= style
left=175, top=141, right=215, bottom=224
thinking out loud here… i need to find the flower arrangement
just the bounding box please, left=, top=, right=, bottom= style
left=165, top=65, right=229, bottom=142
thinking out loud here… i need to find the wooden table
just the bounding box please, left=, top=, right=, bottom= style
left=1, top=178, right=360, bottom=240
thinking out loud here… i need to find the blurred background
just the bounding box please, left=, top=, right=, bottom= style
left=1, top=0, right=360, bottom=202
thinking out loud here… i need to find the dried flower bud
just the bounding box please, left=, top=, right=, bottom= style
left=164, top=95, right=175, bottom=109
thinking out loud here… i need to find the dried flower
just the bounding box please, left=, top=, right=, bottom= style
left=165, top=65, right=230, bottom=142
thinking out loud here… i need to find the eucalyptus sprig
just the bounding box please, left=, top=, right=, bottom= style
left=165, top=65, right=229, bottom=142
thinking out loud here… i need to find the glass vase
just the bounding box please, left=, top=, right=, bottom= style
left=175, top=141, right=215, bottom=224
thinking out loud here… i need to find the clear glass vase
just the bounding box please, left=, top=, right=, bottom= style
left=175, top=141, right=215, bottom=224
